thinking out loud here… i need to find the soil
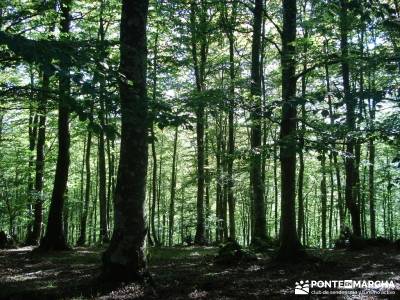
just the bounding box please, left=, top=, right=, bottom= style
left=0, top=245, right=399, bottom=299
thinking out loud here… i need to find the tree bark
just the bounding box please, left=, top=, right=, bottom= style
left=340, top=0, right=361, bottom=236
left=250, top=0, right=266, bottom=244
left=277, top=0, right=304, bottom=260
left=190, top=0, right=208, bottom=245
left=320, top=151, right=327, bottom=248
left=226, top=0, right=237, bottom=240
left=39, top=0, right=71, bottom=251
left=29, top=72, right=49, bottom=245
left=102, top=0, right=149, bottom=281
left=97, top=0, right=109, bottom=244
left=324, top=47, right=345, bottom=230
left=168, top=127, right=178, bottom=246
left=368, top=99, right=376, bottom=238
left=76, top=125, right=92, bottom=246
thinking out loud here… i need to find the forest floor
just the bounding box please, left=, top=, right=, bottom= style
left=0, top=245, right=399, bottom=299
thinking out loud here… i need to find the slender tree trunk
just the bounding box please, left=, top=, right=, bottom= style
left=27, top=72, right=49, bottom=245
left=226, top=1, right=237, bottom=240
left=26, top=70, right=38, bottom=244
left=205, top=118, right=211, bottom=242
left=39, top=0, right=71, bottom=251
left=273, top=130, right=279, bottom=238
left=157, top=134, right=164, bottom=243
left=150, top=125, right=160, bottom=246
left=77, top=127, right=92, bottom=246
left=97, top=0, right=109, bottom=244
left=340, top=0, right=361, bottom=236
left=250, top=0, right=266, bottom=244
left=297, top=42, right=307, bottom=244
left=324, top=49, right=345, bottom=230
left=102, top=0, right=149, bottom=281
left=368, top=99, right=376, bottom=238
left=277, top=0, right=303, bottom=260
left=329, top=153, right=335, bottom=246
left=168, top=127, right=178, bottom=247
left=320, top=151, right=327, bottom=248
left=216, top=117, right=224, bottom=242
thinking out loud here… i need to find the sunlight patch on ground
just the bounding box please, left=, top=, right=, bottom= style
left=204, top=270, right=232, bottom=277
left=0, top=246, right=34, bottom=253
left=188, top=289, right=208, bottom=299
left=99, top=284, right=145, bottom=300
left=246, top=265, right=261, bottom=272
left=2, top=268, right=61, bottom=282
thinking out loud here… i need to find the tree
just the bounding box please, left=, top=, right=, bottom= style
left=29, top=71, right=49, bottom=245
left=277, top=0, right=304, bottom=260
left=76, top=114, right=93, bottom=246
left=340, top=0, right=361, bottom=237
left=102, top=0, right=149, bottom=281
left=190, top=0, right=209, bottom=245
left=39, top=0, right=72, bottom=251
left=249, top=0, right=266, bottom=244
left=168, top=126, right=179, bottom=246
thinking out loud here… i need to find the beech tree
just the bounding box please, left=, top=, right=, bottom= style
left=102, top=0, right=149, bottom=280
left=39, top=0, right=72, bottom=251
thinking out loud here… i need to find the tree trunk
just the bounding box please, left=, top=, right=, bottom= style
left=102, top=0, right=149, bottom=281
left=277, top=0, right=303, bottom=260
left=39, top=0, right=71, bottom=251
left=27, top=72, right=49, bottom=245
left=97, top=0, right=109, bottom=244
left=320, top=151, right=327, bottom=248
left=191, top=0, right=208, bottom=245
left=368, top=99, right=376, bottom=238
left=226, top=0, right=237, bottom=240
left=340, top=0, right=361, bottom=236
left=76, top=126, right=92, bottom=246
left=168, top=127, right=178, bottom=247
left=250, top=0, right=266, bottom=244
left=273, top=130, right=279, bottom=238
left=324, top=49, right=345, bottom=230
left=150, top=125, right=160, bottom=246
left=26, top=70, right=38, bottom=244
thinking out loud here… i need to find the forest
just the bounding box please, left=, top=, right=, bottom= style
left=0, top=0, right=400, bottom=298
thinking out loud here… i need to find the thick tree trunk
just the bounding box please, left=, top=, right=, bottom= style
left=340, top=0, right=361, bottom=236
left=277, top=0, right=304, bottom=260
left=191, top=0, right=208, bottom=245
left=102, top=0, right=149, bottom=281
left=39, top=0, right=71, bottom=251
left=250, top=0, right=266, bottom=244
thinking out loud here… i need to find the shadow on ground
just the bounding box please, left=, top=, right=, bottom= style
left=0, top=245, right=399, bottom=299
